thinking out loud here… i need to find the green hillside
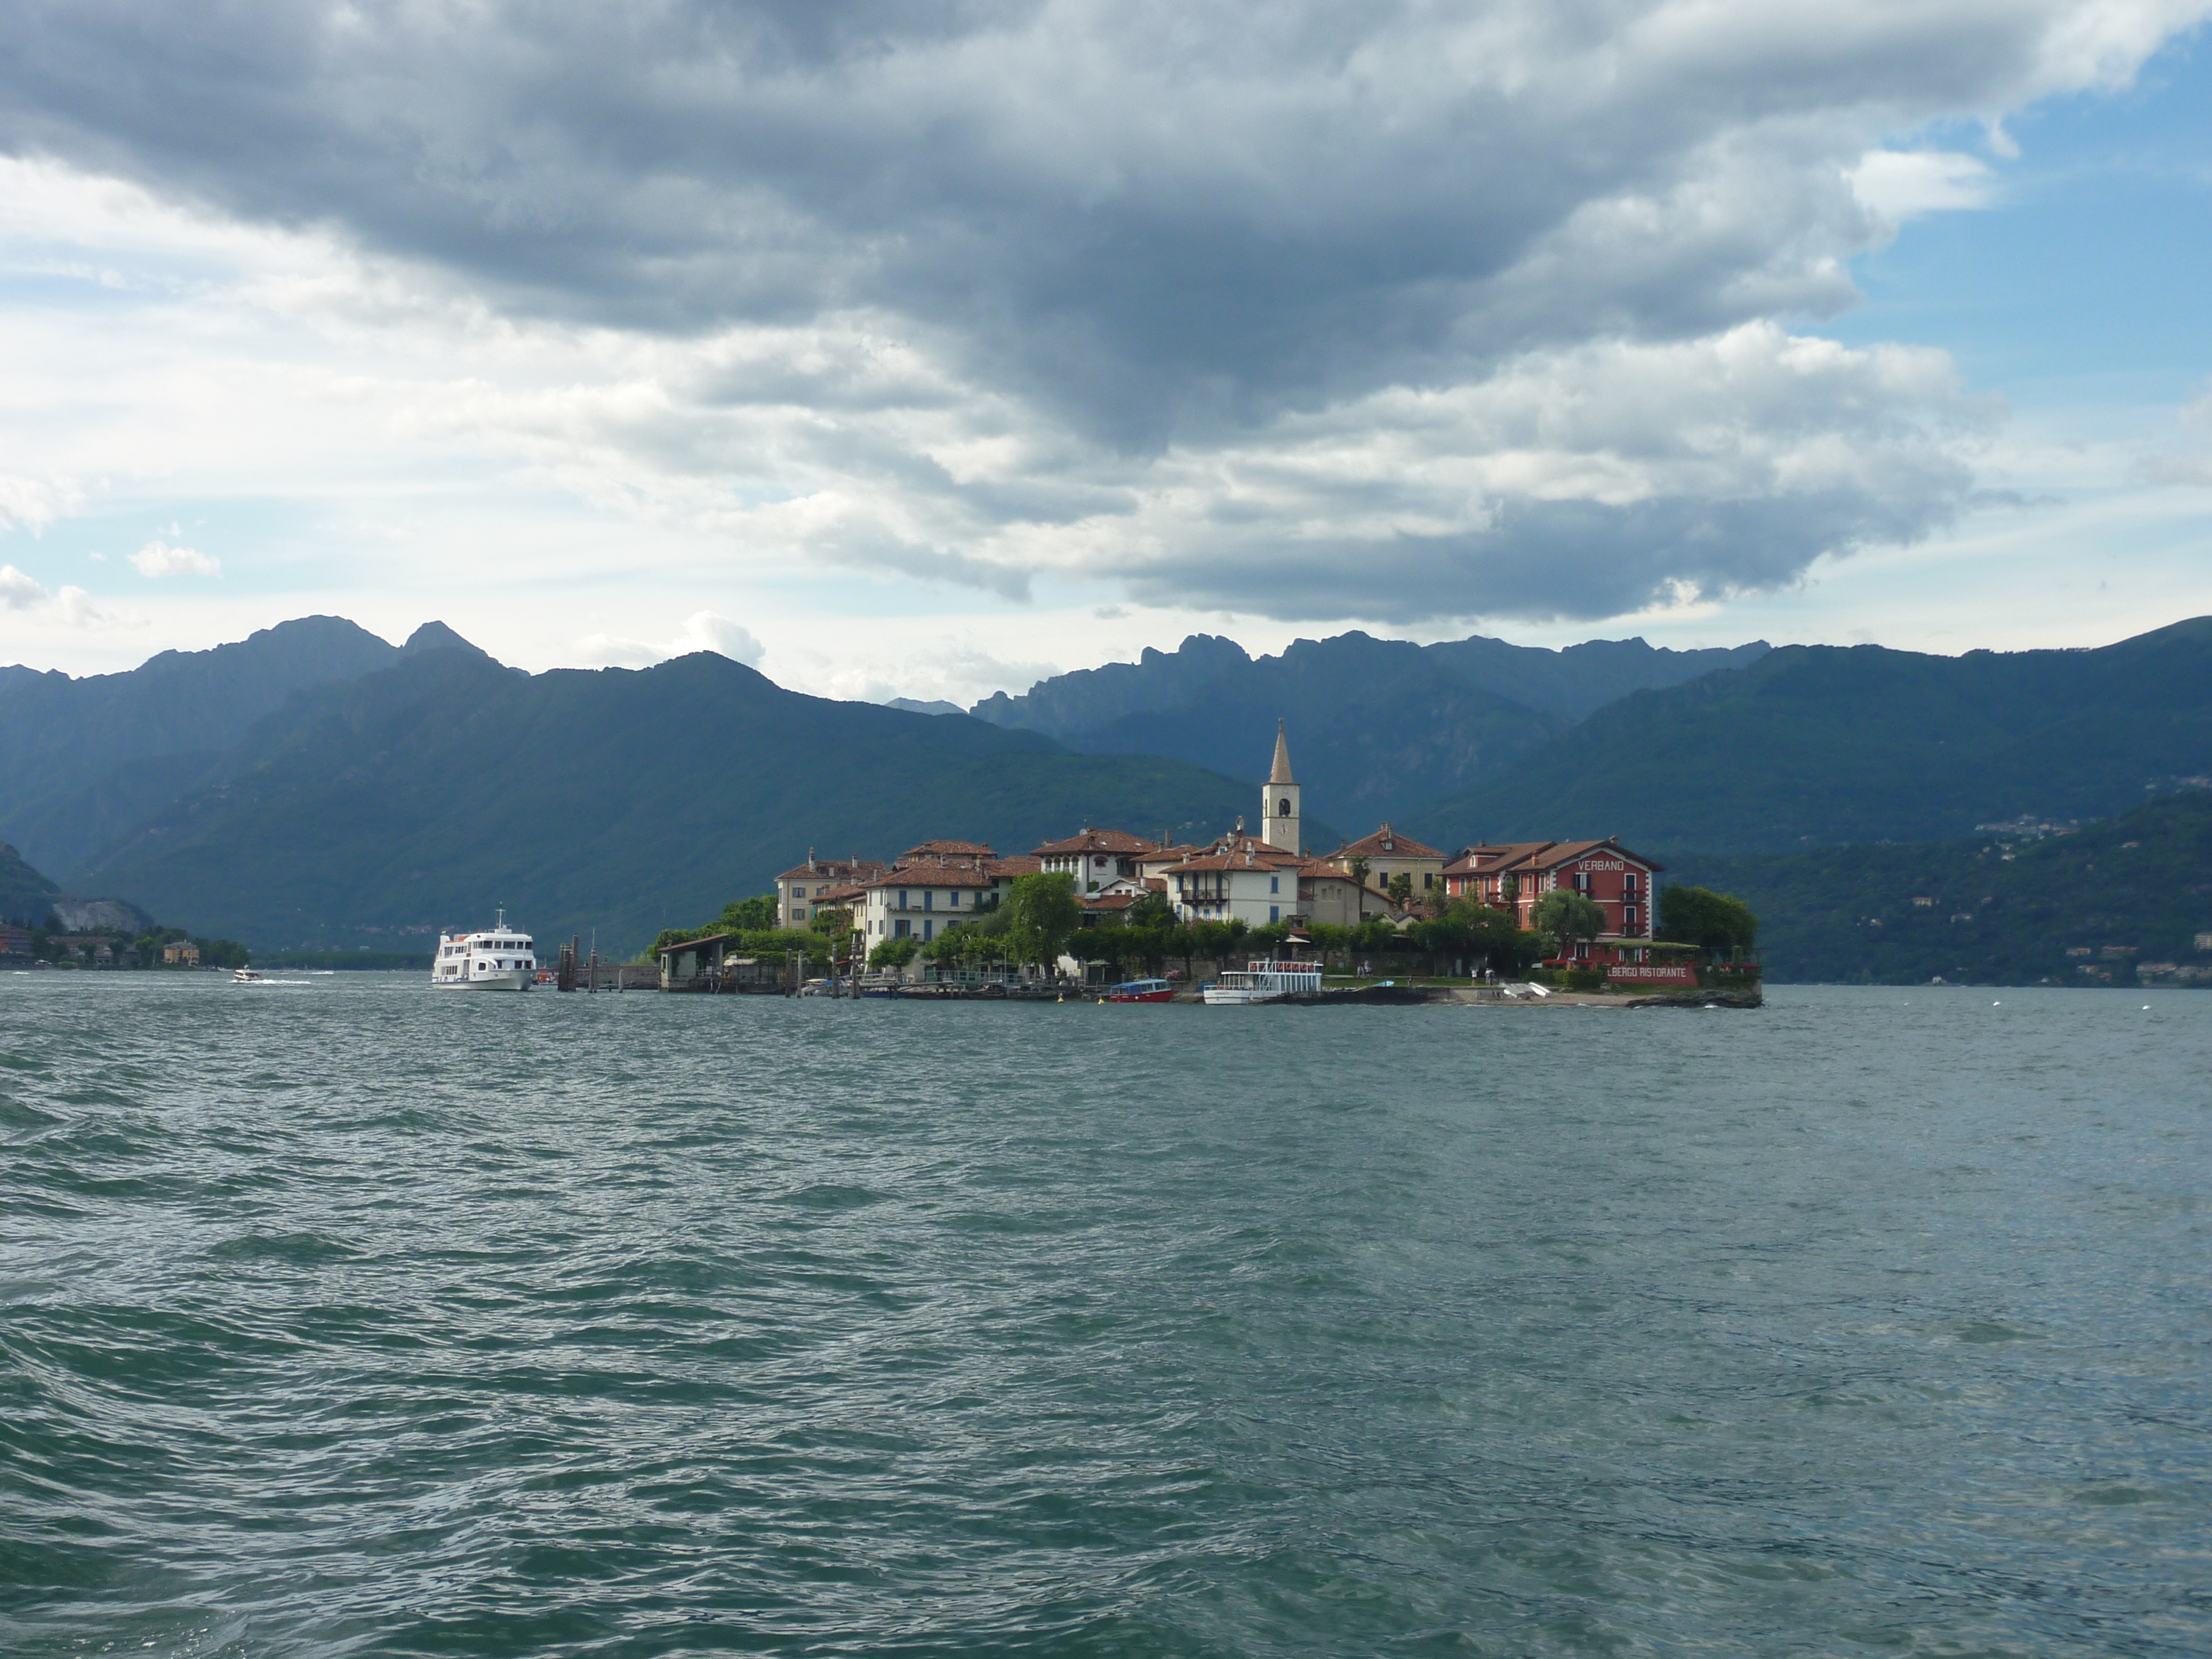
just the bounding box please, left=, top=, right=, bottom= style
left=1427, top=618, right=2212, bottom=854
left=76, top=645, right=1267, bottom=956
left=1671, top=791, right=2212, bottom=985
left=1060, top=632, right=1565, bottom=832
left=0, top=616, right=440, bottom=879
left=0, top=842, right=63, bottom=925
left=972, top=628, right=1762, bottom=828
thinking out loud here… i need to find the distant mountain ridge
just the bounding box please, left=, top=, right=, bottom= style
left=0, top=617, right=468, bottom=879
left=970, top=629, right=1768, bottom=833
left=76, top=643, right=1274, bottom=953
left=1429, top=618, right=2212, bottom=855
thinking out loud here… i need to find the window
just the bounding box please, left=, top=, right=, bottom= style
left=923, top=919, right=934, bottom=941
left=1278, top=798, right=1290, bottom=816
left=1623, top=873, right=1638, bottom=894
left=895, top=919, right=910, bottom=938
left=899, top=890, right=909, bottom=910
left=1270, top=905, right=1279, bottom=922
left=1574, top=871, right=1591, bottom=892
left=794, top=907, right=807, bottom=922
left=1423, top=873, right=1433, bottom=890
left=949, top=890, right=960, bottom=907
left=1270, top=876, right=1279, bottom=894
left=1624, top=905, right=1638, bottom=930
left=924, top=890, right=934, bottom=911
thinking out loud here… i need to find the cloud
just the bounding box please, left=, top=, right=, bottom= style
left=575, top=610, right=765, bottom=669
left=0, top=563, right=135, bottom=628
left=0, top=564, right=48, bottom=610
left=0, top=1, right=2202, bottom=626
left=0, top=475, right=83, bottom=535
left=1849, top=150, right=1997, bottom=220
left=128, top=539, right=221, bottom=577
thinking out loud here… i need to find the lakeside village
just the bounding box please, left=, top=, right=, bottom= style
left=641, top=725, right=1765, bottom=1002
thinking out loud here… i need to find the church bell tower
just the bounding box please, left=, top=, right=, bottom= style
left=1262, top=720, right=1300, bottom=853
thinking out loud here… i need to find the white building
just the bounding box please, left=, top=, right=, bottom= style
left=858, top=861, right=997, bottom=945
left=778, top=851, right=886, bottom=927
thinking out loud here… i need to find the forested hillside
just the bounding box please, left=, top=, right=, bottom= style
left=0, top=842, right=62, bottom=924
left=76, top=643, right=1270, bottom=954
left=1432, top=618, right=2212, bottom=854
left=1673, top=791, right=2212, bottom=984
left=0, top=617, right=457, bottom=878
left=968, top=629, right=1763, bottom=830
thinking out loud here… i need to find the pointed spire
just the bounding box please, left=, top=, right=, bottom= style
left=1270, top=719, right=1295, bottom=785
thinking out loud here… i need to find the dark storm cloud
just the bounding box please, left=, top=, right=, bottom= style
left=0, top=0, right=2194, bottom=619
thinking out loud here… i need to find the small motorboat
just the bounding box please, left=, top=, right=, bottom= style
left=232, top=967, right=267, bottom=984
left=1105, top=977, right=1175, bottom=1002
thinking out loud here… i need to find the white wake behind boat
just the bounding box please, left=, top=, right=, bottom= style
left=1202, top=958, right=1322, bottom=1005
left=431, top=909, right=536, bottom=991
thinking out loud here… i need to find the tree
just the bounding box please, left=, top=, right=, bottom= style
left=1530, top=889, right=1607, bottom=959
left=720, top=893, right=779, bottom=932
left=1386, top=871, right=1415, bottom=911
left=1345, top=854, right=1370, bottom=892
left=1658, top=885, right=1759, bottom=955
left=869, top=935, right=919, bottom=970
left=1003, top=871, right=1082, bottom=972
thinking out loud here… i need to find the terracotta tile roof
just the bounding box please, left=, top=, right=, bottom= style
left=1082, top=893, right=1142, bottom=912
left=899, top=839, right=994, bottom=862
left=1033, top=827, right=1159, bottom=857
left=1444, top=839, right=1665, bottom=876
left=1335, top=823, right=1446, bottom=860
left=777, top=856, right=888, bottom=882
left=860, top=861, right=1000, bottom=890
left=1162, top=848, right=1304, bottom=874
left=1441, top=841, right=1555, bottom=875
left=985, top=855, right=1043, bottom=877
left=1520, top=839, right=1664, bottom=873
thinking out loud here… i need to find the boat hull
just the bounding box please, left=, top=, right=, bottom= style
left=432, top=969, right=533, bottom=991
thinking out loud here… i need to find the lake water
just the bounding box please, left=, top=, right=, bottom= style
left=2, top=976, right=2205, bottom=1657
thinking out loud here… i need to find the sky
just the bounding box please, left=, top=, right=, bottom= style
left=1, top=1, right=2210, bottom=704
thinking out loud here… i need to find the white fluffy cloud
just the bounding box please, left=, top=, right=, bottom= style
left=0, top=0, right=2204, bottom=634
left=128, top=540, right=221, bottom=578
left=0, top=563, right=132, bottom=628
left=576, top=611, right=765, bottom=669
left=0, top=563, right=47, bottom=611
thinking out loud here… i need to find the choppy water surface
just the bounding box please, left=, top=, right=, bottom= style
left=2, top=977, right=2206, bottom=1657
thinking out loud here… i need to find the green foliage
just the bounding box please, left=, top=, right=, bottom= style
left=192, top=936, right=252, bottom=969
left=1344, top=854, right=1370, bottom=890
left=1404, top=900, right=1543, bottom=973
left=807, top=905, right=853, bottom=937
left=719, top=893, right=778, bottom=931
left=1658, top=885, right=1758, bottom=954
left=1003, top=871, right=1083, bottom=968
left=1530, top=889, right=1607, bottom=956
left=1432, top=617, right=2212, bottom=855
left=1669, top=789, right=2212, bottom=985
left=1386, top=872, right=1414, bottom=910
left=869, top=935, right=919, bottom=970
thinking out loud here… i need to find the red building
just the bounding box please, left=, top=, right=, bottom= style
left=1442, top=837, right=1664, bottom=965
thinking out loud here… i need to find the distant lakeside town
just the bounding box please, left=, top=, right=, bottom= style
left=644, top=723, right=1763, bottom=1000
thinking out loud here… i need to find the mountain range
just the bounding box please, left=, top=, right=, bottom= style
left=51, top=632, right=1267, bottom=953
left=970, top=631, right=1767, bottom=828
left=9, top=612, right=2212, bottom=959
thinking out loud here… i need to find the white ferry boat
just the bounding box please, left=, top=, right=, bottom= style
left=1202, top=957, right=1322, bottom=1005
left=431, top=910, right=536, bottom=990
